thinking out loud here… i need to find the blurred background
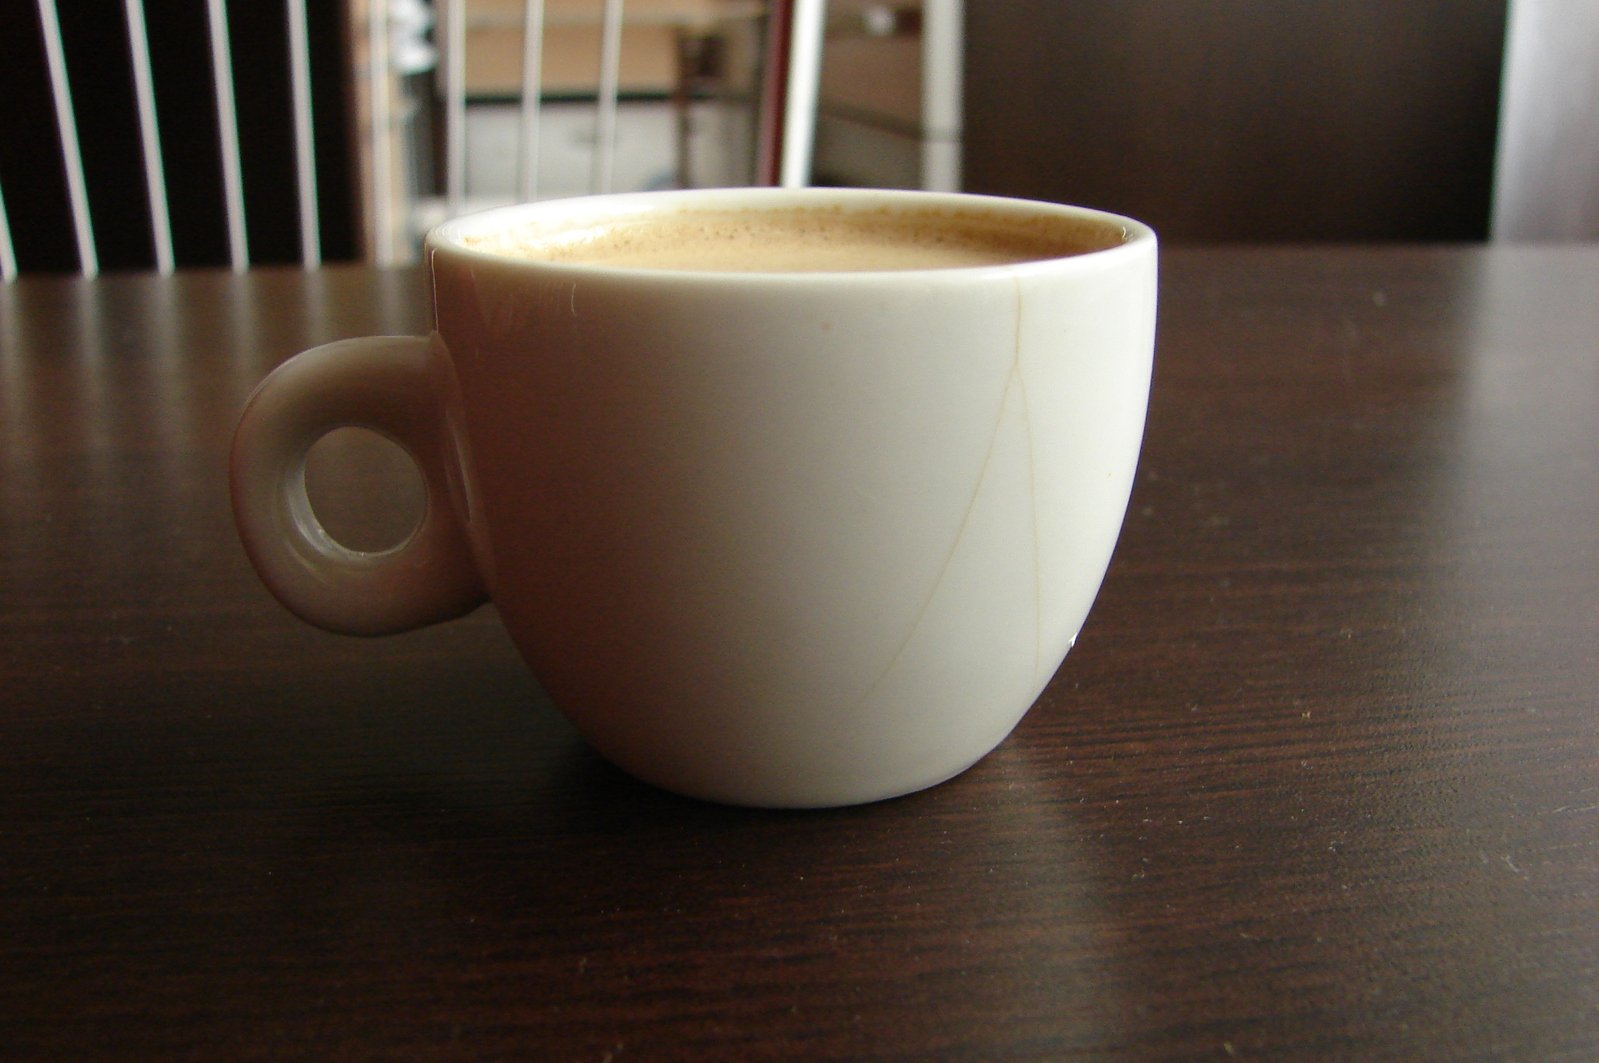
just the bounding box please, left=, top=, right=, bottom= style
left=1, top=0, right=1594, bottom=273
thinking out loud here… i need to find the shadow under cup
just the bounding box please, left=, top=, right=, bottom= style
left=234, top=188, right=1157, bottom=808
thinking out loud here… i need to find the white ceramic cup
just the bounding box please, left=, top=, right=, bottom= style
left=230, top=188, right=1157, bottom=807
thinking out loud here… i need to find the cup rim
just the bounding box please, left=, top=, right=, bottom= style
left=425, top=187, right=1156, bottom=282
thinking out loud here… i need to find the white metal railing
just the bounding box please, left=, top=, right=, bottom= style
left=124, top=0, right=173, bottom=275
left=0, top=181, right=15, bottom=282
left=287, top=0, right=321, bottom=267
left=778, top=0, right=824, bottom=189
left=36, top=0, right=96, bottom=278
left=423, top=0, right=821, bottom=252
left=1, top=0, right=318, bottom=279
left=430, top=0, right=639, bottom=229
left=367, top=0, right=397, bottom=266
left=1, top=0, right=821, bottom=279
left=517, top=0, right=549, bottom=202
left=207, top=0, right=250, bottom=271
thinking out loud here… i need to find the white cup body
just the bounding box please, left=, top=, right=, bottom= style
left=425, top=188, right=1157, bottom=806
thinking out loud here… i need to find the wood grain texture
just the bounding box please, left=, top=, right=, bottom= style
left=3, top=249, right=1597, bottom=1060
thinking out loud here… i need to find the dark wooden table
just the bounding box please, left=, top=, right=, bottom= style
left=4, top=246, right=1597, bottom=1060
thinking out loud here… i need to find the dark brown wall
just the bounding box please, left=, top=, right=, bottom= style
left=964, top=1, right=1509, bottom=242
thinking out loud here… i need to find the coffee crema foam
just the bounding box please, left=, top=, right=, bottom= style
left=461, top=207, right=1126, bottom=273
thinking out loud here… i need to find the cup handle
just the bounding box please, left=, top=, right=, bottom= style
left=229, top=335, right=487, bottom=636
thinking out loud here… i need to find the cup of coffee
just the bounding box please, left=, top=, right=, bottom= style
left=230, top=187, right=1156, bottom=807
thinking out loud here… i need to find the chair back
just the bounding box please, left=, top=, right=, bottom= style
left=0, top=0, right=822, bottom=279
